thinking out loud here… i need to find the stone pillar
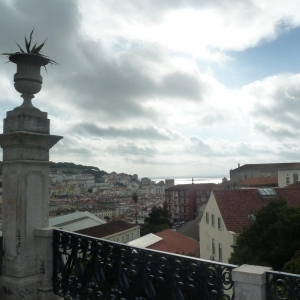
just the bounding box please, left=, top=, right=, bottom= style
left=232, top=264, right=271, bottom=300
left=0, top=105, right=62, bottom=299
left=34, top=228, right=57, bottom=300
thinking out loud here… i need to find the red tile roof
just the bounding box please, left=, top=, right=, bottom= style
left=213, top=188, right=300, bottom=234
left=284, top=181, right=300, bottom=189
left=76, top=220, right=139, bottom=238
left=147, top=229, right=199, bottom=256
left=237, top=177, right=278, bottom=187
left=166, top=183, right=216, bottom=191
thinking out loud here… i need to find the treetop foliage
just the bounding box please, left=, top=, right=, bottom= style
left=141, top=204, right=170, bottom=236
left=229, top=198, right=300, bottom=272
left=50, top=162, right=107, bottom=178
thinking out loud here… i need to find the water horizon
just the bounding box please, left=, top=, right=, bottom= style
left=151, top=177, right=223, bottom=185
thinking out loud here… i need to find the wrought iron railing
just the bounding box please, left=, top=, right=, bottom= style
left=266, top=270, right=300, bottom=300
left=0, top=235, right=3, bottom=273
left=53, top=229, right=236, bottom=300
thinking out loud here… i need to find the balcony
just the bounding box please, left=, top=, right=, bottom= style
left=52, top=229, right=300, bottom=300
left=53, top=229, right=236, bottom=299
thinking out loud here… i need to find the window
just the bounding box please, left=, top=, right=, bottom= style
left=207, top=191, right=210, bottom=195
left=181, top=206, right=184, bottom=212
left=166, top=191, right=169, bottom=195
left=196, top=191, right=200, bottom=196
left=117, top=238, right=119, bottom=242
left=212, top=239, right=215, bottom=255
left=186, top=191, right=189, bottom=196
left=219, top=243, right=222, bottom=261
left=122, top=236, right=124, bottom=242
left=244, top=175, right=247, bottom=180
left=126, top=234, right=129, bottom=242
left=286, top=177, right=290, bottom=185
left=206, top=212, right=209, bottom=224
left=131, top=233, right=133, bottom=239
left=181, top=191, right=183, bottom=196
left=167, top=206, right=169, bottom=210
left=293, top=173, right=298, bottom=183
left=206, top=233, right=210, bottom=251
left=186, top=198, right=189, bottom=204
left=180, top=197, right=184, bottom=203
left=212, top=214, right=215, bottom=227
left=186, top=206, right=189, bottom=212
left=218, top=217, right=222, bottom=230
left=196, top=198, right=200, bottom=204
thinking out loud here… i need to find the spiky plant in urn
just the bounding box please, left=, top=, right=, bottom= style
left=1, top=28, right=58, bottom=111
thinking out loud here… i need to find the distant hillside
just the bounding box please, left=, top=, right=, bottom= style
left=50, top=162, right=107, bottom=178
left=0, top=161, right=107, bottom=179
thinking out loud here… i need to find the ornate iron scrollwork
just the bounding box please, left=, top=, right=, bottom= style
left=53, top=229, right=236, bottom=300
left=266, top=270, right=300, bottom=300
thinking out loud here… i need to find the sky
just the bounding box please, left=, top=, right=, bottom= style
left=1, top=0, right=300, bottom=178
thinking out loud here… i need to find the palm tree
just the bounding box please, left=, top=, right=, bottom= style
left=132, top=192, right=138, bottom=224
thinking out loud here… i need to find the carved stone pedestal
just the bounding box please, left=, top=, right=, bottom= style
left=0, top=108, right=62, bottom=300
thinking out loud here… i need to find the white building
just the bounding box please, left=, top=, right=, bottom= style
left=199, top=188, right=300, bottom=263
left=49, top=211, right=105, bottom=232
left=278, top=166, right=300, bottom=187
left=76, top=220, right=140, bottom=244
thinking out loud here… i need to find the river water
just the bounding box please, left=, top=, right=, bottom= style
left=151, top=177, right=223, bottom=185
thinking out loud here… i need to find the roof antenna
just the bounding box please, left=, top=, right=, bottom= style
left=192, top=177, right=194, bottom=185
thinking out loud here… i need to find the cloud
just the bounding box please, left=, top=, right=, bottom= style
left=1, top=0, right=300, bottom=177
left=240, top=74, right=300, bottom=140
left=71, top=123, right=182, bottom=140
left=79, top=0, right=300, bottom=58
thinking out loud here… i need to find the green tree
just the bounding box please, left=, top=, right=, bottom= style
left=229, top=199, right=300, bottom=271
left=141, top=206, right=171, bottom=236
left=283, top=249, right=300, bottom=274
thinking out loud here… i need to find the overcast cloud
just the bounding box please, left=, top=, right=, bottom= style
left=1, top=0, right=300, bottom=178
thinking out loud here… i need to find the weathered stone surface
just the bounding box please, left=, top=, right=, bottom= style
left=35, top=228, right=56, bottom=300
left=0, top=50, right=62, bottom=299
left=0, top=108, right=62, bottom=300
left=4, top=113, right=49, bottom=133
left=0, top=131, right=62, bottom=161
left=232, top=264, right=271, bottom=300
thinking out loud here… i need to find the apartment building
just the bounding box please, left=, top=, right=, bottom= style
left=165, top=183, right=216, bottom=222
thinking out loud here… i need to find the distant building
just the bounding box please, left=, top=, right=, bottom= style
left=237, top=177, right=278, bottom=189
left=76, top=220, right=140, bottom=244
left=141, top=177, right=151, bottom=186
left=278, top=165, right=300, bottom=187
left=165, top=183, right=217, bottom=222
left=49, top=211, right=105, bottom=231
left=165, top=179, right=175, bottom=188
left=128, top=229, right=199, bottom=256
left=230, top=162, right=300, bottom=185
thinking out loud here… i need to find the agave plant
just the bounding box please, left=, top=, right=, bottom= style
left=1, top=28, right=58, bottom=66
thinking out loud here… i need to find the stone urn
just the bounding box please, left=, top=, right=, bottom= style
left=9, top=53, right=49, bottom=111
